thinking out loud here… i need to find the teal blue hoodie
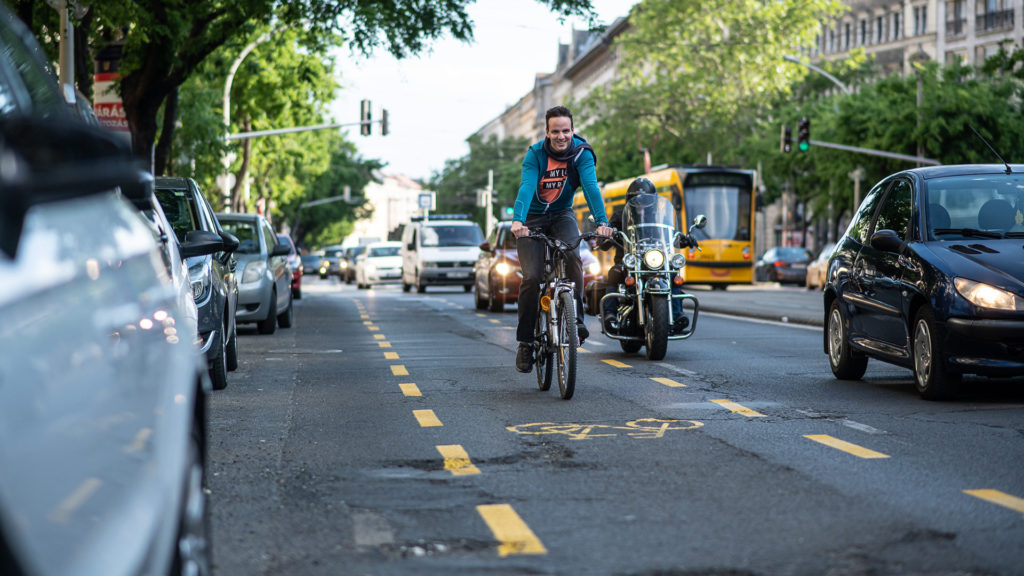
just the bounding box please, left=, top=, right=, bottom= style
left=513, top=135, right=608, bottom=225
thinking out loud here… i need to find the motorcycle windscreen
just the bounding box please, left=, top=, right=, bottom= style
left=623, top=194, right=676, bottom=245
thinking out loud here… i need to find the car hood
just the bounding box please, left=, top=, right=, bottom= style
left=366, top=256, right=401, bottom=267
left=923, top=240, right=1024, bottom=292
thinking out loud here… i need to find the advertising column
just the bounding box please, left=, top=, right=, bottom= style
left=93, top=43, right=129, bottom=136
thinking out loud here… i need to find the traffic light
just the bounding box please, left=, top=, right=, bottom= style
left=381, top=108, right=389, bottom=136
left=797, top=117, right=810, bottom=152
left=360, top=99, right=371, bottom=136
left=780, top=124, right=792, bottom=153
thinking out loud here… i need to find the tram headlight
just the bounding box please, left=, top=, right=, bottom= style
left=670, top=253, right=686, bottom=269
left=623, top=254, right=638, bottom=269
left=643, top=249, right=665, bottom=269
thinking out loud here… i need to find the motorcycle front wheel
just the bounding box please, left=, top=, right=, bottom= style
left=645, top=295, right=669, bottom=361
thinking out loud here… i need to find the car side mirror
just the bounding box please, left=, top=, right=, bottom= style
left=691, top=214, right=708, bottom=230
left=181, top=229, right=226, bottom=258
left=870, top=229, right=905, bottom=253
left=218, top=231, right=239, bottom=253
left=479, top=241, right=491, bottom=252
left=271, top=243, right=291, bottom=257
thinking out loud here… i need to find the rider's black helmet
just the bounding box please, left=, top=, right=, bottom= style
left=626, top=177, right=656, bottom=200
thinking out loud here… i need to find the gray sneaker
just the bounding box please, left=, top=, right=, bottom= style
left=515, top=343, right=534, bottom=373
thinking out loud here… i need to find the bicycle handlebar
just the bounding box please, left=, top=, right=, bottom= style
left=525, top=230, right=603, bottom=252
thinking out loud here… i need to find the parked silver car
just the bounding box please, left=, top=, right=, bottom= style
left=217, top=213, right=295, bottom=334
left=0, top=6, right=214, bottom=574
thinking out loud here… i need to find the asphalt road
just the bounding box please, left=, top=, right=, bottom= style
left=206, top=279, right=1024, bottom=576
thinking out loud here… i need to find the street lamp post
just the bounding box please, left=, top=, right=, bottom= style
left=783, top=55, right=852, bottom=96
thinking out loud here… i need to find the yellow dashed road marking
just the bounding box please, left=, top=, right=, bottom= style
left=368, top=326, right=380, bottom=331
left=373, top=334, right=386, bottom=340
left=124, top=427, right=152, bottom=452
left=413, top=409, right=442, bottom=427
left=384, top=352, right=399, bottom=360
left=437, top=445, right=481, bottom=475
left=477, top=504, right=547, bottom=556
left=804, top=434, right=889, bottom=459
left=965, top=489, right=1024, bottom=514
left=363, top=320, right=373, bottom=325
left=602, top=359, right=631, bottom=368
left=711, top=399, right=766, bottom=417
left=391, top=365, right=409, bottom=376
left=577, top=347, right=591, bottom=354
left=378, top=342, right=392, bottom=348
left=399, top=383, right=421, bottom=397
left=651, top=377, right=685, bottom=388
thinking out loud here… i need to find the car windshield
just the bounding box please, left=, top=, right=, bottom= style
left=325, top=249, right=344, bottom=258
left=154, top=188, right=200, bottom=243
left=219, top=220, right=259, bottom=253
left=925, top=174, right=1024, bottom=239
left=422, top=225, right=483, bottom=247
left=773, top=247, right=811, bottom=261
left=370, top=246, right=400, bottom=257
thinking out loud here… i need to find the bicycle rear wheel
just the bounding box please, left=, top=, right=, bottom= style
left=535, top=307, right=553, bottom=391
left=555, top=290, right=578, bottom=400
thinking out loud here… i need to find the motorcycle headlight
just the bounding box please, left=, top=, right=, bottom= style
left=188, top=260, right=212, bottom=302
left=643, top=249, right=665, bottom=269
left=242, top=260, right=268, bottom=284
left=623, top=254, right=638, bottom=269
left=495, top=261, right=511, bottom=276
left=670, top=253, right=686, bottom=269
left=587, top=260, right=601, bottom=275
left=954, top=277, right=1024, bottom=311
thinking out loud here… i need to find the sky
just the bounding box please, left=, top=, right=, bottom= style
left=328, top=0, right=637, bottom=182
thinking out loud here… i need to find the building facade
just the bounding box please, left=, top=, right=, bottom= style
left=346, top=172, right=427, bottom=245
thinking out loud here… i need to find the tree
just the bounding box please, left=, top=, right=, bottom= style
left=580, top=0, right=844, bottom=183
left=12, top=0, right=597, bottom=167
left=429, top=133, right=530, bottom=231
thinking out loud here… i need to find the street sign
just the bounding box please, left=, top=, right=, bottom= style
left=418, top=193, right=435, bottom=210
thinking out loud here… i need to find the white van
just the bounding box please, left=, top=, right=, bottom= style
left=401, top=216, right=484, bottom=293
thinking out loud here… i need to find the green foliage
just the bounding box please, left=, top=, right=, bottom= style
left=429, top=133, right=530, bottom=232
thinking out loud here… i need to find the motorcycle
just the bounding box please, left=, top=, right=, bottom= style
left=598, top=193, right=707, bottom=360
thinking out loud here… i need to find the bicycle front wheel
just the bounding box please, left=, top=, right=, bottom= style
left=555, top=290, right=578, bottom=400
left=535, top=306, right=553, bottom=391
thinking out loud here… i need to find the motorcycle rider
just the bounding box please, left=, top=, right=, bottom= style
left=511, top=105, right=612, bottom=373
left=600, top=177, right=691, bottom=333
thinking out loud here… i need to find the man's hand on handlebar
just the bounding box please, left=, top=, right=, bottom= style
left=511, top=220, right=529, bottom=238
left=595, top=224, right=613, bottom=238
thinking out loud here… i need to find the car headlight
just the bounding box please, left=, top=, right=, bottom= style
left=670, top=253, right=686, bottom=269
left=242, top=260, right=268, bottom=284
left=495, top=261, right=511, bottom=276
left=188, top=260, right=212, bottom=302
left=954, top=277, right=1024, bottom=311
left=365, top=263, right=377, bottom=274
left=623, top=254, right=638, bottom=269
left=586, top=261, right=601, bottom=275
left=643, top=249, right=665, bottom=269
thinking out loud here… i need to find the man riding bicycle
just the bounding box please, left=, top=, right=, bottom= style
left=511, top=105, right=612, bottom=373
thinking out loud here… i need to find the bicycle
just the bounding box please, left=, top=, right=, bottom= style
left=524, top=231, right=599, bottom=400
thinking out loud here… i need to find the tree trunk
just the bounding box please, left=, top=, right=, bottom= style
left=231, top=117, right=253, bottom=212
left=154, top=87, right=179, bottom=175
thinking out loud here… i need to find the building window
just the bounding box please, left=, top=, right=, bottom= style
left=976, top=0, right=1013, bottom=32
left=877, top=15, right=884, bottom=43
left=845, top=22, right=851, bottom=50
left=893, top=12, right=901, bottom=40
left=829, top=28, right=836, bottom=53
left=860, top=19, right=867, bottom=45
left=914, top=5, right=928, bottom=35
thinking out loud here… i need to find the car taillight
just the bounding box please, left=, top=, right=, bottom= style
left=774, top=261, right=789, bottom=268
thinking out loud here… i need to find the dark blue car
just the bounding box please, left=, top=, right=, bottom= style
left=824, top=164, right=1024, bottom=399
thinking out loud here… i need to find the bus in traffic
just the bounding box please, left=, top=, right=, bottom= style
left=575, top=164, right=757, bottom=290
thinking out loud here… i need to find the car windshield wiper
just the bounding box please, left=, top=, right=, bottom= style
left=932, top=227, right=1004, bottom=239
left=1003, top=231, right=1024, bottom=238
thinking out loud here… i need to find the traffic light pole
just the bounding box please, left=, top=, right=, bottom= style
left=225, top=119, right=372, bottom=141
left=808, top=139, right=940, bottom=166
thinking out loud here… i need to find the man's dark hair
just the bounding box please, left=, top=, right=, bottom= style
left=545, top=106, right=573, bottom=130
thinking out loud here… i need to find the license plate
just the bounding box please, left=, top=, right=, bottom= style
left=446, top=271, right=469, bottom=278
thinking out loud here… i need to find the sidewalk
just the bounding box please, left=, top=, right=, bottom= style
left=685, top=283, right=824, bottom=327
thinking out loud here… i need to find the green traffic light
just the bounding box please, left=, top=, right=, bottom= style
left=798, top=141, right=810, bottom=152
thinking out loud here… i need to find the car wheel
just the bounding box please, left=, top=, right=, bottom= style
left=209, top=332, right=228, bottom=391
left=225, top=318, right=238, bottom=372
left=827, top=299, right=868, bottom=380
left=257, top=289, right=277, bottom=335
left=293, top=286, right=301, bottom=300
left=402, top=281, right=411, bottom=293
left=277, top=293, right=294, bottom=328
left=912, top=306, right=961, bottom=400
left=170, top=418, right=212, bottom=576
left=474, top=284, right=487, bottom=310
left=487, top=282, right=503, bottom=313
left=464, top=284, right=472, bottom=293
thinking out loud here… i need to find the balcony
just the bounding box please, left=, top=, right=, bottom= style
left=946, top=17, right=967, bottom=37
left=977, top=9, right=1014, bottom=33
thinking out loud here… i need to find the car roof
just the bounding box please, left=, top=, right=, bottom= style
left=216, top=212, right=260, bottom=221
left=899, top=164, right=1024, bottom=180
left=366, top=240, right=402, bottom=248
left=154, top=176, right=191, bottom=189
